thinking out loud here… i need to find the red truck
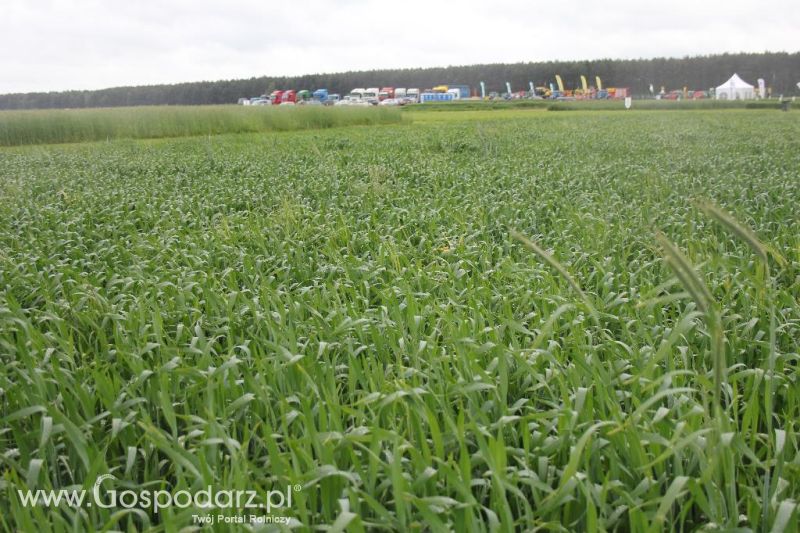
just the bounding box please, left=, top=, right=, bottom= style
left=271, top=90, right=297, bottom=105
left=281, top=90, right=297, bottom=104
left=379, top=87, right=395, bottom=101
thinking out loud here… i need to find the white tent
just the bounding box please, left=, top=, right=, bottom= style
left=715, top=73, right=755, bottom=100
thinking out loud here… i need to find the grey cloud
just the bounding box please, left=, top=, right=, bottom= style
left=1, top=0, right=797, bottom=93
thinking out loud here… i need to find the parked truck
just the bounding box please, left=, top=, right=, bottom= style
left=313, top=88, right=329, bottom=103
left=379, top=87, right=394, bottom=101
left=406, top=88, right=420, bottom=102
left=364, top=88, right=380, bottom=104
left=281, top=90, right=296, bottom=104
left=312, top=89, right=340, bottom=105
left=270, top=90, right=284, bottom=105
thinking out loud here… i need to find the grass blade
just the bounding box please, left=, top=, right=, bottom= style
left=510, top=228, right=598, bottom=321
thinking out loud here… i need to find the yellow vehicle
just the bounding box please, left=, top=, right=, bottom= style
left=432, top=85, right=449, bottom=93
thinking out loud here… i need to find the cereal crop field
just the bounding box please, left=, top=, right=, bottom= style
left=0, top=108, right=798, bottom=531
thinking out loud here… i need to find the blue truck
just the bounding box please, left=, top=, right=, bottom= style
left=312, top=89, right=340, bottom=105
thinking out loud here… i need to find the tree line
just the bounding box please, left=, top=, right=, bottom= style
left=1, top=52, right=798, bottom=110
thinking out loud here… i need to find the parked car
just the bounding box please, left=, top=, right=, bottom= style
left=379, top=98, right=400, bottom=106
left=335, top=97, right=369, bottom=107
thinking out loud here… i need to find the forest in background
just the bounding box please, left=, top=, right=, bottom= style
left=1, top=51, right=797, bottom=109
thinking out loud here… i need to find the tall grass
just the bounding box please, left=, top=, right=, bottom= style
left=0, top=105, right=404, bottom=146
left=404, top=98, right=780, bottom=113
left=694, top=200, right=789, bottom=532
left=546, top=99, right=783, bottom=111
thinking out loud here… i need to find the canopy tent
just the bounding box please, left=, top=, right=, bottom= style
left=715, top=73, right=755, bottom=100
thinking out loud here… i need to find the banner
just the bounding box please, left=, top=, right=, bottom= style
left=506, top=82, right=512, bottom=95
left=580, top=76, right=588, bottom=92
left=758, top=78, right=766, bottom=98
left=480, top=81, right=486, bottom=99
left=555, top=75, right=564, bottom=93
left=596, top=76, right=603, bottom=90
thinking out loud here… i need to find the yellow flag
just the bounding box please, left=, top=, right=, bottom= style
left=555, top=75, right=564, bottom=92
left=595, top=76, right=603, bottom=90
left=580, top=76, right=588, bottom=92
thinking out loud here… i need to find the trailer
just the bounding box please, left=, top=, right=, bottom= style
left=447, top=85, right=470, bottom=99
left=420, top=92, right=455, bottom=103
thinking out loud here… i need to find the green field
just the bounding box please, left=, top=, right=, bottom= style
left=1, top=109, right=799, bottom=531
left=402, top=99, right=786, bottom=113
left=0, top=105, right=404, bottom=147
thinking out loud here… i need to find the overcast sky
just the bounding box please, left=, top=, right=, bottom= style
left=1, top=0, right=797, bottom=94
